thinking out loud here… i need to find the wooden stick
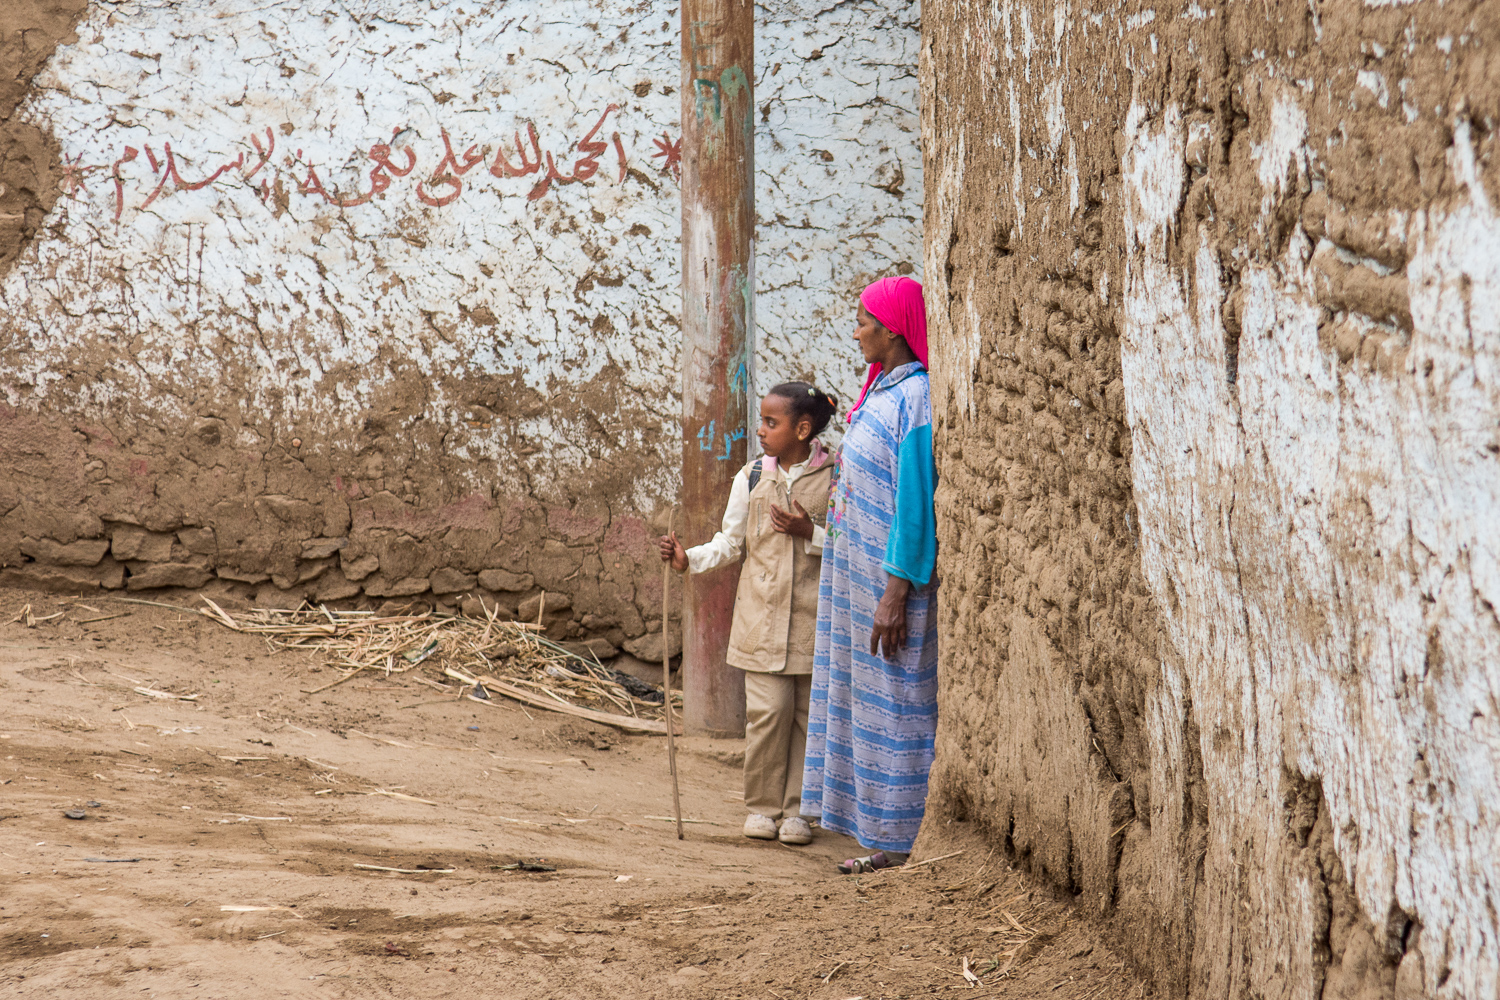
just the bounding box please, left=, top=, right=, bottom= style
left=470, top=676, right=678, bottom=736
left=645, top=815, right=719, bottom=825
left=663, top=510, right=684, bottom=840
left=899, top=849, right=966, bottom=870
left=113, top=597, right=194, bottom=610
left=364, top=789, right=439, bottom=806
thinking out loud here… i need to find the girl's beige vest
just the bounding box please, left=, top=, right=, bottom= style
left=726, top=458, right=834, bottom=675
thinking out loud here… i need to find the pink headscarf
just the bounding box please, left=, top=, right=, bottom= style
left=849, top=275, right=928, bottom=415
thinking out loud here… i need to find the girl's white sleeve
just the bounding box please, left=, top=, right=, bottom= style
left=685, top=469, right=751, bottom=574
left=805, top=523, right=826, bottom=556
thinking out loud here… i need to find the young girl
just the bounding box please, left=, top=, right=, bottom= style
left=659, top=381, right=839, bottom=845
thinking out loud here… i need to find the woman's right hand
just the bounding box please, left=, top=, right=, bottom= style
left=658, top=532, right=688, bottom=572
left=870, top=574, right=912, bottom=659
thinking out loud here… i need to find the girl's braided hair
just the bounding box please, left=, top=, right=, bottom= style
left=768, top=381, right=839, bottom=436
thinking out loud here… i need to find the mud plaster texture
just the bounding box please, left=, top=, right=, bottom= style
left=0, top=1, right=87, bottom=277
left=921, top=0, right=1499, bottom=998
left=0, top=0, right=920, bottom=651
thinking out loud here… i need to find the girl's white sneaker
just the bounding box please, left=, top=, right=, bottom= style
left=777, top=816, right=814, bottom=845
left=743, top=814, right=778, bottom=840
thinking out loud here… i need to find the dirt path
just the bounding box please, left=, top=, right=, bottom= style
left=0, top=588, right=1149, bottom=999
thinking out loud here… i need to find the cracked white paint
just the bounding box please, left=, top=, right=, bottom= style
left=755, top=0, right=923, bottom=413
left=0, top=0, right=920, bottom=507
left=1122, top=96, right=1500, bottom=1000
left=925, top=103, right=975, bottom=420
left=1042, top=78, right=1064, bottom=151
left=1252, top=89, right=1308, bottom=195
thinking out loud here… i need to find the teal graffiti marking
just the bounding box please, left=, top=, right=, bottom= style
left=695, top=419, right=747, bottom=461
left=690, top=58, right=751, bottom=129
left=719, top=426, right=746, bottom=460
left=719, top=65, right=749, bottom=103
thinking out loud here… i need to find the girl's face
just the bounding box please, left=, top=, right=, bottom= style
left=757, top=394, right=810, bottom=460
left=854, top=303, right=893, bottom=364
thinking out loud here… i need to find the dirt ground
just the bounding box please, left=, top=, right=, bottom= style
left=0, top=588, right=1150, bottom=1000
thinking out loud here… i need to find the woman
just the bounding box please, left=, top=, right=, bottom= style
left=803, top=274, right=938, bottom=873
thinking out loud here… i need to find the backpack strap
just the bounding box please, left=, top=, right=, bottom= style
left=746, top=458, right=764, bottom=493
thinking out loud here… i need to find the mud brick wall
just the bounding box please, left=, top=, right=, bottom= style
left=921, top=0, right=1500, bottom=997
left=0, top=0, right=921, bottom=657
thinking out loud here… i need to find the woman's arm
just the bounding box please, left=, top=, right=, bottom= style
left=881, top=422, right=937, bottom=587
left=872, top=407, right=937, bottom=658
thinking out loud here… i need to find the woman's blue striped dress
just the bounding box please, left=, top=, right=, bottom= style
left=802, top=361, right=939, bottom=854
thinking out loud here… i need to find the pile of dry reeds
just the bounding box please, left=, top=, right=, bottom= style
left=196, top=597, right=677, bottom=733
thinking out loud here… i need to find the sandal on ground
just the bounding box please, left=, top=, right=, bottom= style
left=837, top=851, right=894, bottom=874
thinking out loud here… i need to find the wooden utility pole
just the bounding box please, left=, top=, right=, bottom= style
left=679, top=0, right=753, bottom=737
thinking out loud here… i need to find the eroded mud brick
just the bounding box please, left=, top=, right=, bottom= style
left=340, top=552, right=380, bottom=582
left=461, top=593, right=516, bottom=619
left=4, top=503, right=103, bottom=554
left=477, top=568, right=533, bottom=592
left=621, top=628, right=680, bottom=664
left=0, top=558, right=123, bottom=592
left=125, top=562, right=212, bottom=590
left=300, top=537, right=346, bottom=560
left=362, top=574, right=430, bottom=598
left=110, top=526, right=174, bottom=562
left=439, top=526, right=504, bottom=572
left=19, top=536, right=110, bottom=566
left=216, top=566, right=270, bottom=585
left=529, top=539, right=585, bottom=591
left=177, top=527, right=217, bottom=556
left=428, top=567, right=477, bottom=595
left=374, top=534, right=435, bottom=583
left=517, top=592, right=571, bottom=622
left=313, top=569, right=361, bottom=602
left=254, top=494, right=320, bottom=531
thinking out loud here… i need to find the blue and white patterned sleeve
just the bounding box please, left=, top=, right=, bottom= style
left=882, top=381, right=937, bottom=587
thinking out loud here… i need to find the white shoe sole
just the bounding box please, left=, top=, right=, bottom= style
left=777, top=820, right=814, bottom=845
left=743, top=816, right=778, bottom=840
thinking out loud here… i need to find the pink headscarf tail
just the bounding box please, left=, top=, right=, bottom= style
left=850, top=275, right=928, bottom=416
left=849, top=366, right=882, bottom=416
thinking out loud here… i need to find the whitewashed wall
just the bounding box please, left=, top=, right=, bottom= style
left=922, top=0, right=1499, bottom=995
left=0, top=0, right=919, bottom=614
left=757, top=0, right=923, bottom=405
left=1122, top=97, right=1500, bottom=1000
left=0, top=0, right=919, bottom=493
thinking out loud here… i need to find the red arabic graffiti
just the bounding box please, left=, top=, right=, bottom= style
left=111, top=126, right=277, bottom=221
left=58, top=152, right=103, bottom=200
left=80, top=107, right=654, bottom=222
left=651, top=132, right=682, bottom=180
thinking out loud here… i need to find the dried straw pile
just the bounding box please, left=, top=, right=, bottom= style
left=196, top=598, right=678, bottom=734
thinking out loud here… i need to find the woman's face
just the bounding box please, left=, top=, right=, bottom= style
left=757, top=394, right=808, bottom=460
left=854, top=303, right=891, bottom=365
